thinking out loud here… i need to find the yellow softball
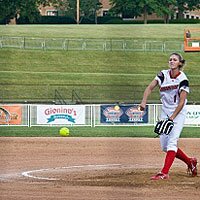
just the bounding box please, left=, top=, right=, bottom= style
left=59, top=127, right=70, bottom=137
left=114, top=105, right=120, bottom=111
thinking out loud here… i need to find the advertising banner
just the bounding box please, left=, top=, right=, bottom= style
left=0, top=105, right=22, bottom=125
left=100, top=105, right=148, bottom=123
left=37, top=105, right=85, bottom=125
left=185, top=105, right=200, bottom=125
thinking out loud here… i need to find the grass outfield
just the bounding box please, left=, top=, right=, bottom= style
left=0, top=49, right=200, bottom=103
left=1, top=24, right=200, bottom=104
left=0, top=24, right=200, bottom=40
left=0, top=126, right=200, bottom=137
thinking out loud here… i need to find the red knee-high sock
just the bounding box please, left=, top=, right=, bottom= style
left=176, top=148, right=190, bottom=165
left=161, top=150, right=176, bottom=174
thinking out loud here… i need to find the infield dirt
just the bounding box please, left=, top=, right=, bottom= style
left=0, top=137, right=199, bottom=200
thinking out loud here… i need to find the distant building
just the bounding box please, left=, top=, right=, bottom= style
left=38, top=0, right=112, bottom=17
left=8, top=0, right=199, bottom=24
left=182, top=10, right=200, bottom=19
left=98, top=0, right=112, bottom=16
left=39, top=0, right=200, bottom=21
left=39, top=5, right=58, bottom=16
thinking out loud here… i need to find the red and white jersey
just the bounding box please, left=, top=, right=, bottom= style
left=155, top=69, right=189, bottom=110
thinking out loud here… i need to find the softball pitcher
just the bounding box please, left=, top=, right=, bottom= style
left=139, top=52, right=197, bottom=180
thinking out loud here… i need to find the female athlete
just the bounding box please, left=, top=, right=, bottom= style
left=139, top=52, right=197, bottom=180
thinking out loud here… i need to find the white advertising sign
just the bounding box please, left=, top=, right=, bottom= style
left=37, top=105, right=85, bottom=125
left=185, top=105, right=200, bottom=125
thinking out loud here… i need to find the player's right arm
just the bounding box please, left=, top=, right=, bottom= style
left=139, top=79, right=158, bottom=110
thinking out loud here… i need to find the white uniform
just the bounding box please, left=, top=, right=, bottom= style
left=155, top=69, right=189, bottom=152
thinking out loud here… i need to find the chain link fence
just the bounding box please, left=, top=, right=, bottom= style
left=0, top=36, right=184, bottom=52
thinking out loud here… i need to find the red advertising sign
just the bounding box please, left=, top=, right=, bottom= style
left=0, top=105, right=22, bottom=125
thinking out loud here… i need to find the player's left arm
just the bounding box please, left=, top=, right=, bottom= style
left=169, top=90, right=187, bottom=121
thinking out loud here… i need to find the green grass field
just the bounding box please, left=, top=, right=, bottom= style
left=0, top=24, right=200, bottom=137
left=0, top=126, right=200, bottom=137
left=0, top=49, right=200, bottom=103
left=0, top=24, right=199, bottom=40
left=0, top=24, right=200, bottom=104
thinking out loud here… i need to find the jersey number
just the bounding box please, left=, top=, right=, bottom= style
left=174, top=95, right=177, bottom=103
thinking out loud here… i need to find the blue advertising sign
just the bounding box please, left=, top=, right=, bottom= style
left=100, top=105, right=148, bottom=123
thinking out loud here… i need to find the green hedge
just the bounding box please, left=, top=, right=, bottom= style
left=17, top=16, right=76, bottom=24
left=0, top=17, right=11, bottom=24
left=169, top=19, right=200, bottom=24
left=98, top=17, right=200, bottom=24
left=1, top=15, right=199, bottom=25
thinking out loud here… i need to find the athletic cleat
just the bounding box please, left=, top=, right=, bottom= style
left=187, top=157, right=198, bottom=177
left=150, top=172, right=169, bottom=180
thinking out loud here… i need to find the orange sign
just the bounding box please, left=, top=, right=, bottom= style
left=0, top=105, right=22, bottom=125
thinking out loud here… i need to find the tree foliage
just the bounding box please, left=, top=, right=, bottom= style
left=0, top=0, right=102, bottom=24
left=0, top=0, right=18, bottom=23
left=80, top=0, right=102, bottom=23
left=109, top=0, right=200, bottom=23
left=0, top=0, right=199, bottom=24
left=53, top=0, right=102, bottom=23
left=154, top=0, right=176, bottom=23
left=0, top=0, right=48, bottom=23
left=110, top=0, right=174, bottom=23
left=109, top=0, right=141, bottom=18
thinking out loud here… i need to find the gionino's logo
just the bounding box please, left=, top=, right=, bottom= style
left=44, top=107, right=76, bottom=123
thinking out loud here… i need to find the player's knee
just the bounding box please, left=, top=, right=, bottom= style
left=160, top=143, right=167, bottom=152
left=162, top=147, right=167, bottom=152
left=167, top=145, right=177, bottom=152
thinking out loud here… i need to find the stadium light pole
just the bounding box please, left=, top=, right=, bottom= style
left=77, top=0, right=80, bottom=24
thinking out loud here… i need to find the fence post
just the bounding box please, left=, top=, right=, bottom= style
left=21, top=37, right=25, bottom=49
left=103, top=41, right=106, bottom=51
left=163, top=42, right=165, bottom=52
left=93, top=104, right=96, bottom=127
left=0, top=36, right=2, bottom=48
left=63, top=39, right=66, bottom=50
left=144, top=41, right=147, bottom=52
left=181, top=44, right=184, bottom=52
left=123, top=40, right=126, bottom=51
left=90, top=105, right=93, bottom=127
left=66, top=39, right=69, bottom=51
left=82, top=39, right=86, bottom=50
left=42, top=39, right=46, bottom=50
left=28, top=104, right=30, bottom=127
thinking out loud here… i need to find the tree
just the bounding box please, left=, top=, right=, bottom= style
left=0, top=0, right=50, bottom=24
left=109, top=0, right=200, bottom=23
left=109, top=0, right=141, bottom=18
left=109, top=0, right=158, bottom=24
left=0, top=0, right=18, bottom=23
left=154, top=0, right=176, bottom=23
left=137, top=0, right=158, bottom=24
left=18, top=0, right=41, bottom=23
left=80, top=0, right=102, bottom=24
left=50, top=0, right=102, bottom=24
